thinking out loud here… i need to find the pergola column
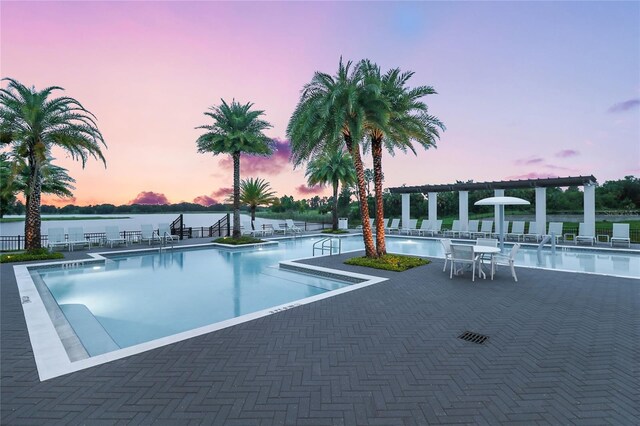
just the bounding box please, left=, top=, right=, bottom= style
left=428, top=192, right=438, bottom=222
left=583, top=183, right=595, bottom=236
left=494, top=189, right=504, bottom=226
left=401, top=193, right=410, bottom=230
left=459, top=191, right=469, bottom=231
left=535, top=187, right=547, bottom=235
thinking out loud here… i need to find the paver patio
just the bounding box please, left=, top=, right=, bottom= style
left=1, top=239, right=638, bottom=424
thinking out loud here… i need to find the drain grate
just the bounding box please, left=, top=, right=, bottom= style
left=458, top=331, right=489, bottom=344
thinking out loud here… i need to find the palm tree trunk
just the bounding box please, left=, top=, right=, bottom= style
left=251, top=206, right=256, bottom=221
left=232, top=152, right=241, bottom=238
left=332, top=181, right=339, bottom=231
left=372, top=137, right=386, bottom=256
left=25, top=155, right=42, bottom=250
left=345, top=135, right=376, bottom=258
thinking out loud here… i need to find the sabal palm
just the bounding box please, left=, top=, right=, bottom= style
left=288, top=59, right=376, bottom=257
left=239, top=177, right=277, bottom=221
left=305, top=149, right=356, bottom=231
left=196, top=99, right=273, bottom=238
left=0, top=78, right=105, bottom=249
left=360, top=61, right=445, bottom=255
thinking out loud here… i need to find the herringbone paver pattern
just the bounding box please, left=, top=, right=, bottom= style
left=2, top=246, right=639, bottom=424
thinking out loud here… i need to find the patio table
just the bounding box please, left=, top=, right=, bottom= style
left=474, top=246, right=500, bottom=279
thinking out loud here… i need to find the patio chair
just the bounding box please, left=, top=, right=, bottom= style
left=254, top=218, right=273, bottom=236
left=546, top=222, right=563, bottom=243
left=105, top=226, right=127, bottom=248
left=400, top=218, right=418, bottom=235
left=460, top=220, right=479, bottom=239
left=275, top=222, right=288, bottom=234
left=473, top=220, right=493, bottom=239
left=240, top=218, right=256, bottom=237
left=492, top=221, right=509, bottom=239
left=444, top=220, right=462, bottom=238
left=449, top=244, right=479, bottom=282
left=440, top=238, right=452, bottom=272
left=47, top=227, right=69, bottom=251
left=140, top=224, right=161, bottom=245
left=524, top=222, right=541, bottom=242
left=507, top=221, right=525, bottom=241
left=386, top=218, right=400, bottom=234
left=68, top=226, right=90, bottom=251
left=426, top=219, right=443, bottom=237
left=417, top=220, right=432, bottom=236
left=285, top=219, right=303, bottom=234
left=576, top=222, right=595, bottom=246
left=611, top=223, right=630, bottom=247
left=158, top=223, right=178, bottom=243
left=491, top=243, right=521, bottom=282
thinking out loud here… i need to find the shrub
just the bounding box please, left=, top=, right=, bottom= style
left=213, top=236, right=265, bottom=245
left=344, top=254, right=430, bottom=272
left=1, top=248, right=64, bottom=263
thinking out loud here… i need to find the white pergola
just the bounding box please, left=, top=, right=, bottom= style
left=388, top=175, right=598, bottom=237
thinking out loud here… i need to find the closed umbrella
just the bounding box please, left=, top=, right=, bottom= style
left=474, top=196, right=530, bottom=252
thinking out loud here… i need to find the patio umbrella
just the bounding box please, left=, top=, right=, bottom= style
left=474, top=196, right=530, bottom=252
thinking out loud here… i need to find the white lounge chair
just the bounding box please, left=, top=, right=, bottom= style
left=105, top=226, right=127, bottom=248
left=417, top=220, right=432, bottom=236
left=492, top=221, right=509, bottom=239
left=254, top=218, right=273, bottom=236
left=444, top=220, right=462, bottom=238
left=401, top=219, right=418, bottom=235
left=68, top=226, right=90, bottom=251
left=285, top=219, right=303, bottom=234
left=546, top=222, right=563, bottom=243
left=576, top=223, right=595, bottom=246
left=461, top=220, right=479, bottom=239
left=426, top=220, right=443, bottom=237
left=611, top=223, right=630, bottom=247
left=440, top=238, right=452, bottom=272
left=158, top=223, right=178, bottom=243
left=507, top=221, right=525, bottom=241
left=524, top=222, right=541, bottom=242
left=473, top=220, right=493, bottom=239
left=386, top=218, right=400, bottom=234
left=47, top=227, right=69, bottom=251
left=140, top=224, right=161, bottom=245
left=491, top=243, right=521, bottom=282
left=449, top=244, right=479, bottom=282
left=476, top=238, right=498, bottom=266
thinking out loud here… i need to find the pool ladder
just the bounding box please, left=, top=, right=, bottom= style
left=537, top=232, right=557, bottom=267
left=313, top=237, right=341, bottom=256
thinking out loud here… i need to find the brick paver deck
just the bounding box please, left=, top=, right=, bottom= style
left=1, top=239, right=639, bottom=424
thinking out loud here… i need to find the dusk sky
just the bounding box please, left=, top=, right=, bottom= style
left=2, top=1, right=639, bottom=206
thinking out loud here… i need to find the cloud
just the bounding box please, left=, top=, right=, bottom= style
left=193, top=195, right=219, bottom=206
left=129, top=191, right=170, bottom=205
left=41, top=196, right=77, bottom=207
left=506, top=172, right=559, bottom=180
left=296, top=184, right=325, bottom=195
left=608, top=98, right=640, bottom=113
left=218, top=139, right=292, bottom=175
left=543, top=164, right=574, bottom=171
left=555, top=149, right=579, bottom=158
left=192, top=187, right=233, bottom=206
left=211, top=187, right=233, bottom=198
left=514, top=156, right=544, bottom=165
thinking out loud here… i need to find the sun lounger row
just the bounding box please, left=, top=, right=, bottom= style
left=47, top=224, right=178, bottom=251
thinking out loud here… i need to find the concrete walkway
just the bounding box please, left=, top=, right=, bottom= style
left=1, top=238, right=638, bottom=424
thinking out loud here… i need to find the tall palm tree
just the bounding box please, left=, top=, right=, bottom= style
left=239, top=177, right=277, bottom=221
left=288, top=59, right=377, bottom=257
left=360, top=61, right=445, bottom=256
left=305, top=149, right=356, bottom=231
left=196, top=99, right=274, bottom=238
left=0, top=78, right=106, bottom=250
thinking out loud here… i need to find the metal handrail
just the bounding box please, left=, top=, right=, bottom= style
left=312, top=237, right=342, bottom=256
left=537, top=232, right=556, bottom=266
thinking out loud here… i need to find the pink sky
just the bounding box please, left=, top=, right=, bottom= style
left=2, top=1, right=639, bottom=206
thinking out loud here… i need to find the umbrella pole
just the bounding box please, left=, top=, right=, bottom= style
left=499, top=206, right=505, bottom=252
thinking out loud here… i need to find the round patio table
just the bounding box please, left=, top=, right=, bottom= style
left=473, top=246, right=500, bottom=279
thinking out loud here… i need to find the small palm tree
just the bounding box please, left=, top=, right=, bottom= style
left=0, top=78, right=106, bottom=249
left=196, top=99, right=274, bottom=238
left=239, top=177, right=277, bottom=221
left=305, top=149, right=356, bottom=230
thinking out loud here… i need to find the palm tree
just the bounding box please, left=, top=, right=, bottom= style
left=0, top=78, right=106, bottom=250
left=288, top=59, right=377, bottom=257
left=196, top=99, right=274, bottom=238
left=360, top=61, right=445, bottom=256
left=305, top=149, right=356, bottom=231
left=239, top=177, right=277, bottom=221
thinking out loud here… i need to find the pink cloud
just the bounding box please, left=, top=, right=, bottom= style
left=41, top=196, right=77, bottom=207
left=608, top=98, right=640, bottom=113
left=129, top=191, right=170, bottom=205
left=515, top=156, right=544, bottom=165
left=218, top=139, right=292, bottom=176
left=193, top=187, right=233, bottom=206
left=506, top=172, right=559, bottom=180
left=555, top=149, right=579, bottom=158
left=212, top=187, right=233, bottom=198
left=296, top=184, right=325, bottom=195
left=193, top=195, right=219, bottom=206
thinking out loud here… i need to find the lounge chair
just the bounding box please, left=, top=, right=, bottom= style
left=492, top=221, right=509, bottom=239
left=47, top=227, right=69, bottom=251
left=426, top=219, right=443, bottom=237
left=68, top=226, right=90, bottom=251
left=491, top=243, right=521, bottom=282
left=444, top=220, right=462, bottom=238
left=524, top=222, right=541, bottom=242
left=285, top=219, right=303, bottom=234
left=507, top=221, right=525, bottom=241
left=254, top=218, right=273, bottom=236
left=386, top=218, right=400, bottom=234
left=440, top=238, right=452, bottom=272
left=417, top=220, right=432, bottom=236
left=158, top=223, right=178, bottom=243
left=576, top=223, right=595, bottom=246
left=105, top=226, right=127, bottom=248
left=140, top=224, right=161, bottom=245
left=461, top=220, right=479, bottom=239
left=356, top=218, right=374, bottom=231
left=545, top=222, right=563, bottom=243
left=449, top=244, right=479, bottom=282
left=400, top=218, right=418, bottom=235
left=473, top=220, right=493, bottom=239
left=275, top=222, right=288, bottom=234
left=611, top=223, right=630, bottom=247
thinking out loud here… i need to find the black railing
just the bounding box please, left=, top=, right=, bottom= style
left=169, top=214, right=192, bottom=240
left=208, top=213, right=230, bottom=238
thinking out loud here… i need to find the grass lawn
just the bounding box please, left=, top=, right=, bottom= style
left=321, top=229, right=350, bottom=234
left=345, top=254, right=430, bottom=272
left=0, top=249, right=64, bottom=263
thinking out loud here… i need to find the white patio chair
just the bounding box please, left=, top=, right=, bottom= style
left=449, top=244, right=479, bottom=282
left=444, top=220, right=462, bottom=238
left=611, top=223, right=630, bottom=247
left=461, top=220, right=479, bottom=239
left=47, top=227, right=69, bottom=251
left=524, top=222, right=541, bottom=242
left=546, top=222, right=563, bottom=243
left=240, top=218, right=256, bottom=237
left=68, top=226, right=90, bottom=251
left=386, top=218, right=400, bottom=234
left=440, top=238, right=452, bottom=272
left=285, top=219, right=303, bottom=234
left=507, top=221, right=525, bottom=241
left=476, top=238, right=498, bottom=266
left=400, top=218, right=418, bottom=235
left=576, top=222, right=595, bottom=246
left=491, top=243, right=521, bottom=282
left=140, top=224, right=161, bottom=245
left=492, top=221, right=509, bottom=239
left=417, top=220, right=432, bottom=236
left=105, top=226, right=127, bottom=248
left=473, top=220, right=493, bottom=239
left=158, top=223, right=178, bottom=243
left=254, top=218, right=273, bottom=236
left=426, top=220, right=443, bottom=237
